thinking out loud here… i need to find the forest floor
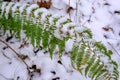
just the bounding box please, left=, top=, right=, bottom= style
left=0, top=0, right=120, bottom=80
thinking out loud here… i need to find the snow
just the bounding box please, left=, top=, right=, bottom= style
left=0, top=0, right=120, bottom=80
left=49, top=14, right=61, bottom=25
left=19, top=3, right=29, bottom=14
left=12, top=3, right=21, bottom=13
left=74, top=27, right=87, bottom=33
left=26, top=4, right=39, bottom=15
left=56, top=17, right=68, bottom=27
left=11, top=3, right=21, bottom=17
left=61, top=22, right=75, bottom=35
left=51, top=0, right=66, bottom=10
left=62, top=0, right=76, bottom=9
left=41, top=11, right=51, bottom=21
left=54, top=29, right=62, bottom=39
left=34, top=8, right=48, bottom=18
left=65, top=39, right=74, bottom=52
left=0, top=2, right=8, bottom=17
left=5, top=2, right=14, bottom=15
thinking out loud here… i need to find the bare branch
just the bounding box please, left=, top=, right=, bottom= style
left=0, top=38, right=30, bottom=73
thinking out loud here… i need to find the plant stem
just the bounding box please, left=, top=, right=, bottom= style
left=0, top=38, right=30, bottom=73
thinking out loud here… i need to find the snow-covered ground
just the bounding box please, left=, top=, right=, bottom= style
left=0, top=0, right=120, bottom=80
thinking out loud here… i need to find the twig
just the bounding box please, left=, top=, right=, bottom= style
left=2, top=51, right=11, bottom=60
left=75, top=0, right=80, bottom=26
left=107, top=42, right=120, bottom=58
left=75, top=0, right=78, bottom=23
left=68, top=0, right=71, bottom=19
left=0, top=38, right=30, bottom=73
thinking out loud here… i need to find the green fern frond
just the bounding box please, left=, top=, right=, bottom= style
left=49, top=36, right=57, bottom=58
left=58, top=39, right=66, bottom=57
left=94, top=42, right=111, bottom=58
left=0, top=2, right=119, bottom=80
left=91, top=63, right=104, bottom=79
left=83, top=29, right=93, bottom=38
left=85, top=55, right=95, bottom=76
left=42, top=30, right=50, bottom=51
left=71, top=46, right=79, bottom=64
left=36, top=25, right=42, bottom=48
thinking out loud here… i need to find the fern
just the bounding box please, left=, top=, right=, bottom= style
left=36, top=23, right=42, bottom=48
left=92, top=63, right=104, bottom=79
left=83, top=29, right=93, bottom=38
left=71, top=46, right=79, bottom=65
left=49, top=36, right=57, bottom=58
left=14, top=12, right=22, bottom=40
left=85, top=56, right=95, bottom=76
left=3, top=15, right=8, bottom=34
left=0, top=2, right=119, bottom=80
left=42, top=30, right=50, bottom=51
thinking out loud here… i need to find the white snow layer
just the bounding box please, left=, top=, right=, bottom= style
left=0, top=0, right=120, bottom=80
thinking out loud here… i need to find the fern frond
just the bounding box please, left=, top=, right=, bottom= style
left=85, top=55, right=95, bottom=76
left=36, top=24, right=42, bottom=48
left=94, top=42, right=111, bottom=58
left=0, top=2, right=119, bottom=80
left=83, top=29, right=93, bottom=38
left=49, top=36, right=57, bottom=58
left=42, top=30, right=50, bottom=51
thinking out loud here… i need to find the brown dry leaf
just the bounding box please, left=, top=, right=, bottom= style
left=37, top=0, right=52, bottom=9
left=102, top=27, right=114, bottom=32
left=66, top=7, right=73, bottom=14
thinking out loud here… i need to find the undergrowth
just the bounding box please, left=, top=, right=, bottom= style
left=0, top=2, right=119, bottom=80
